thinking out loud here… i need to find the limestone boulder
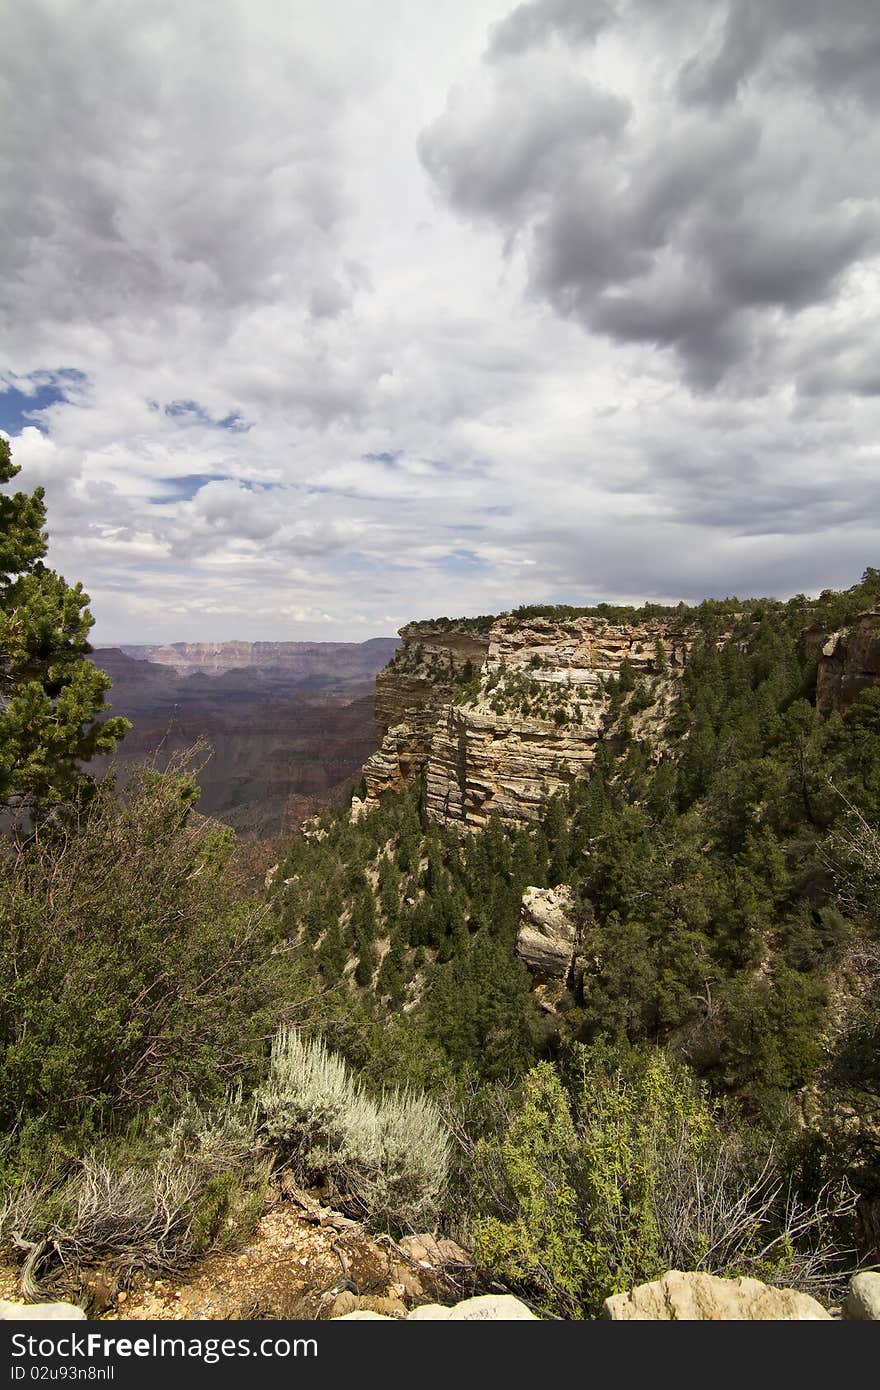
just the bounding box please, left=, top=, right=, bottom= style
left=336, top=1294, right=536, bottom=1321
left=443, top=1295, right=536, bottom=1320
left=843, top=1272, right=880, bottom=1320
left=603, top=1271, right=831, bottom=1320
left=0, top=1301, right=86, bottom=1321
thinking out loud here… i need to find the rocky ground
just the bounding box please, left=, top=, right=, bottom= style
left=0, top=1189, right=476, bottom=1322
left=3, top=1184, right=876, bottom=1323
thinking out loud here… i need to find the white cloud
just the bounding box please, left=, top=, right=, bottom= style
left=1, top=0, right=879, bottom=643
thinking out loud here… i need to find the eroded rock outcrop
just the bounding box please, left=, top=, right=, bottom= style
left=815, top=609, right=880, bottom=714
left=424, top=703, right=604, bottom=828
left=517, top=886, right=579, bottom=978
left=364, top=621, right=492, bottom=807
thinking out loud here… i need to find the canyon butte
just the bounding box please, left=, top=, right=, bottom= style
left=363, top=603, right=880, bottom=832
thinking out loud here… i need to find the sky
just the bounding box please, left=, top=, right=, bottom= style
left=2, top=0, right=879, bottom=644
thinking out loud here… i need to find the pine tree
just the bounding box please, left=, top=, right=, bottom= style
left=0, top=439, right=129, bottom=819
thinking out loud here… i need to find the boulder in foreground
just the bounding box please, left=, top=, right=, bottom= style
left=843, top=1272, right=880, bottom=1320
left=336, top=1294, right=536, bottom=1320
left=0, top=1301, right=86, bottom=1321
left=603, top=1271, right=830, bottom=1320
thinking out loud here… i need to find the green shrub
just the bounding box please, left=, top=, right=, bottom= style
left=0, top=755, right=312, bottom=1135
left=471, top=1047, right=853, bottom=1317
left=472, top=1064, right=591, bottom=1313
left=188, top=1169, right=266, bottom=1257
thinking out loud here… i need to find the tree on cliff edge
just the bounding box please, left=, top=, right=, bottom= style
left=0, top=437, right=129, bottom=820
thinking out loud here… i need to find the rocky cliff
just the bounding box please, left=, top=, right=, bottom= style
left=364, top=614, right=696, bottom=830
left=815, top=609, right=880, bottom=714
left=364, top=620, right=492, bottom=803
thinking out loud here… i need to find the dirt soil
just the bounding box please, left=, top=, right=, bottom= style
left=0, top=1194, right=474, bottom=1322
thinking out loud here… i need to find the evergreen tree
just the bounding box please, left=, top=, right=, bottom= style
left=318, top=916, right=347, bottom=981
left=0, top=439, right=128, bottom=818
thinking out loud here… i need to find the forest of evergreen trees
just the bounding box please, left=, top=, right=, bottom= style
left=276, top=571, right=880, bottom=1111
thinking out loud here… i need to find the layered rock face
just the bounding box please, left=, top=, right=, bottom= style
left=424, top=703, right=603, bottom=827
left=815, top=609, right=880, bottom=713
left=364, top=621, right=492, bottom=806
left=516, top=885, right=579, bottom=979
left=373, top=625, right=490, bottom=733
left=364, top=614, right=694, bottom=830
left=515, top=885, right=586, bottom=1010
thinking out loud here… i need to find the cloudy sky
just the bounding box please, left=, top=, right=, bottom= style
left=2, top=0, right=879, bottom=643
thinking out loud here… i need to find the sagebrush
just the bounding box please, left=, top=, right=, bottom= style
left=256, top=1026, right=450, bottom=1231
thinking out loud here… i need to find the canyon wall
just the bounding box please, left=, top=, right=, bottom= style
left=364, top=621, right=492, bottom=803
left=92, top=641, right=397, bottom=837
left=120, top=638, right=397, bottom=681
left=364, top=614, right=695, bottom=830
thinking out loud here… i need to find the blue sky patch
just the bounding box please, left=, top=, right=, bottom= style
left=440, top=548, right=485, bottom=574
left=150, top=473, right=231, bottom=504
left=363, top=450, right=401, bottom=467
left=0, top=369, right=87, bottom=435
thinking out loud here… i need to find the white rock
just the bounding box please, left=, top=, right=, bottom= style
left=445, top=1295, right=536, bottom=1320
left=338, top=1294, right=537, bottom=1321
left=406, top=1304, right=452, bottom=1320
left=843, top=1272, right=880, bottom=1320
left=516, top=885, right=578, bottom=979
left=407, top=1295, right=536, bottom=1321
left=0, top=1301, right=86, bottom=1321
left=603, top=1271, right=830, bottom=1320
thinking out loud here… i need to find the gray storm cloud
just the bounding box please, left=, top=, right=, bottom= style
left=0, top=0, right=356, bottom=346
left=1, top=0, right=879, bottom=641
left=420, top=0, right=880, bottom=389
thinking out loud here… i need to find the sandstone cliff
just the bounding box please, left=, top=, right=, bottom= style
left=364, top=614, right=695, bottom=830
left=364, top=620, right=492, bottom=805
